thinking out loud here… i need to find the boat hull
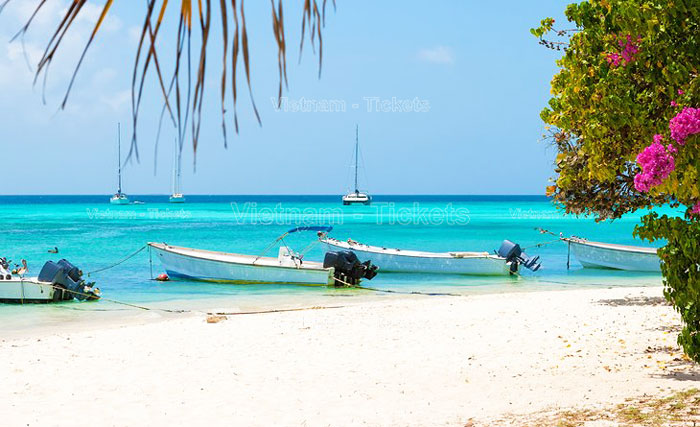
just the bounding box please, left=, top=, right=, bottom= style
left=0, top=278, right=61, bottom=303
left=169, top=195, right=186, bottom=203
left=342, top=192, right=371, bottom=205
left=149, top=243, right=335, bottom=285
left=569, top=240, right=661, bottom=272
left=110, top=196, right=129, bottom=205
left=322, top=239, right=513, bottom=275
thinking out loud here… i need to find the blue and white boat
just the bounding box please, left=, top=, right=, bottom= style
left=564, top=237, right=661, bottom=272
left=148, top=227, right=378, bottom=286
left=320, top=236, right=541, bottom=276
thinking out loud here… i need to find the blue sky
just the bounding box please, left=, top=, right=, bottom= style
left=0, top=1, right=567, bottom=195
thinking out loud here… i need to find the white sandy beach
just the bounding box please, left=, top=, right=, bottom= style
left=1, top=286, right=698, bottom=426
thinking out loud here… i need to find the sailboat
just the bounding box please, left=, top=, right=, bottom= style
left=109, top=123, right=129, bottom=205
left=169, top=137, right=185, bottom=203
left=342, top=125, right=372, bottom=205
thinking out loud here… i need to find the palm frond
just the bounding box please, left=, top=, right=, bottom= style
left=2, top=0, right=333, bottom=164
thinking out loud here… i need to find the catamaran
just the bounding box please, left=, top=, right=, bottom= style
left=148, top=227, right=378, bottom=286
left=169, top=137, right=185, bottom=203
left=109, top=123, right=129, bottom=205
left=563, top=237, right=661, bottom=272
left=342, top=125, right=371, bottom=205
left=320, top=236, right=541, bottom=275
left=0, top=258, right=100, bottom=303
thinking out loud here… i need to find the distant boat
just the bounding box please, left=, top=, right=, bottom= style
left=0, top=258, right=100, bottom=303
left=109, top=123, right=130, bottom=205
left=169, top=137, right=185, bottom=203
left=564, top=237, right=661, bottom=272
left=342, top=125, right=371, bottom=205
left=321, top=236, right=541, bottom=275
left=148, top=227, right=379, bottom=286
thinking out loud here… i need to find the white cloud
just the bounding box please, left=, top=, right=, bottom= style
left=417, top=46, right=455, bottom=65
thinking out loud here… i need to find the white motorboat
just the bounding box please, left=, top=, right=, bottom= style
left=149, top=243, right=336, bottom=285
left=564, top=237, right=661, bottom=272
left=342, top=125, right=372, bottom=205
left=0, top=272, right=60, bottom=303
left=0, top=258, right=100, bottom=303
left=148, top=227, right=378, bottom=286
left=320, top=237, right=541, bottom=275
left=109, top=123, right=130, bottom=205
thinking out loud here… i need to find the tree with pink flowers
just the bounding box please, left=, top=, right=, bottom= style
left=533, top=0, right=700, bottom=361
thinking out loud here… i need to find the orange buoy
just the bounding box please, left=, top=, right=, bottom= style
left=156, top=273, right=170, bottom=282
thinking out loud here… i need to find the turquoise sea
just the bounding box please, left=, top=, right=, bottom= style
left=0, top=195, right=674, bottom=333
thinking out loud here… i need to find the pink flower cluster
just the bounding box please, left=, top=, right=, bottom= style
left=606, top=35, right=640, bottom=67
left=691, top=201, right=700, bottom=217
left=633, top=140, right=676, bottom=192
left=669, top=107, right=700, bottom=144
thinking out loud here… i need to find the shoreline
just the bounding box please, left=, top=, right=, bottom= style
left=1, top=285, right=698, bottom=426
left=0, top=279, right=664, bottom=339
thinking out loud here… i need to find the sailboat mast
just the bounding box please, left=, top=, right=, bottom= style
left=177, top=140, right=182, bottom=194
left=117, top=123, right=122, bottom=194
left=354, top=125, right=359, bottom=193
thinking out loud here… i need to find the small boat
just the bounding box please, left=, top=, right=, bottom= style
left=169, top=137, right=186, bottom=203
left=342, top=125, right=372, bottom=205
left=320, top=236, right=541, bottom=275
left=148, top=227, right=378, bottom=286
left=0, top=258, right=100, bottom=303
left=110, top=123, right=130, bottom=205
left=564, top=237, right=661, bottom=272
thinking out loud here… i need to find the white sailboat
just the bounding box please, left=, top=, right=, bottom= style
left=342, top=125, right=371, bottom=205
left=320, top=236, right=541, bottom=275
left=169, top=137, right=185, bottom=203
left=564, top=237, right=661, bottom=272
left=109, top=123, right=129, bottom=205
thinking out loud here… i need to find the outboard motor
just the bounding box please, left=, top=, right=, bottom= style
left=38, top=259, right=101, bottom=301
left=497, top=240, right=541, bottom=273
left=323, top=250, right=378, bottom=287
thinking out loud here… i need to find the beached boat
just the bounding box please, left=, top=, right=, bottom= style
left=148, top=227, right=378, bottom=286
left=0, top=258, right=100, bottom=303
left=342, top=125, right=371, bottom=205
left=320, top=237, right=541, bottom=275
left=564, top=237, right=661, bottom=272
left=109, top=123, right=130, bottom=205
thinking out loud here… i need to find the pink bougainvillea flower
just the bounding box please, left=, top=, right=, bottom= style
left=669, top=107, right=700, bottom=144
left=671, top=100, right=678, bottom=107
left=690, top=201, right=700, bottom=217
left=634, top=141, right=676, bottom=193
left=606, top=34, right=640, bottom=67
left=678, top=89, right=685, bottom=95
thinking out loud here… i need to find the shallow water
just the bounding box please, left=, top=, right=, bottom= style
left=0, top=195, right=674, bottom=332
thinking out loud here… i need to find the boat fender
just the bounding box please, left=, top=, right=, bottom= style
left=156, top=273, right=170, bottom=282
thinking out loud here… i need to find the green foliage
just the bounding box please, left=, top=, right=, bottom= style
left=535, top=0, right=700, bottom=361
left=636, top=214, right=700, bottom=360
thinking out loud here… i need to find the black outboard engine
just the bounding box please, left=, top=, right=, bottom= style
left=38, top=259, right=101, bottom=301
left=323, top=250, right=378, bottom=287
left=497, top=240, right=541, bottom=274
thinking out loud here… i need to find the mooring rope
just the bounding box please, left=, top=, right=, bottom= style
left=86, top=245, right=148, bottom=277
